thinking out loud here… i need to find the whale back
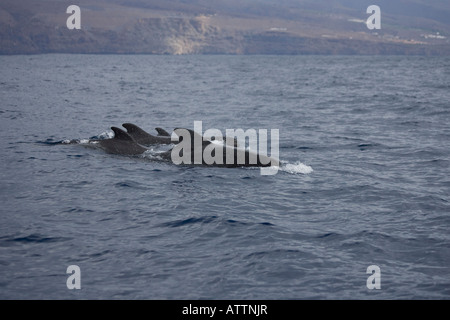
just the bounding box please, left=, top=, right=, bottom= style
left=122, top=123, right=171, bottom=145
left=99, top=127, right=147, bottom=155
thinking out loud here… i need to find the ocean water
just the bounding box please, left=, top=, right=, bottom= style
left=0, top=54, right=449, bottom=299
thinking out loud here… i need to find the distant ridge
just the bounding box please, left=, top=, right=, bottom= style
left=1, top=0, right=449, bottom=55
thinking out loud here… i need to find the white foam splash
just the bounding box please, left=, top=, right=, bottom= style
left=282, top=161, right=313, bottom=174
left=98, top=131, right=114, bottom=139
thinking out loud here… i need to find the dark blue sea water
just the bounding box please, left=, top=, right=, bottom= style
left=0, top=54, right=449, bottom=299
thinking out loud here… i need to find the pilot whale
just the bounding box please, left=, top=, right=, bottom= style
left=59, top=123, right=171, bottom=152
left=59, top=123, right=278, bottom=173
left=122, top=123, right=172, bottom=145
left=165, top=128, right=278, bottom=169
left=98, top=127, right=148, bottom=155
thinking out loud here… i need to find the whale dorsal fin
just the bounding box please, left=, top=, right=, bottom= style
left=111, top=127, right=133, bottom=141
left=122, top=123, right=147, bottom=135
left=155, top=127, right=170, bottom=136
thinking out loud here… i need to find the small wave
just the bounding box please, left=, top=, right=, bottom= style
left=6, top=233, right=67, bottom=243
left=141, top=151, right=168, bottom=161
left=281, top=161, right=313, bottom=174
left=159, top=215, right=218, bottom=228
